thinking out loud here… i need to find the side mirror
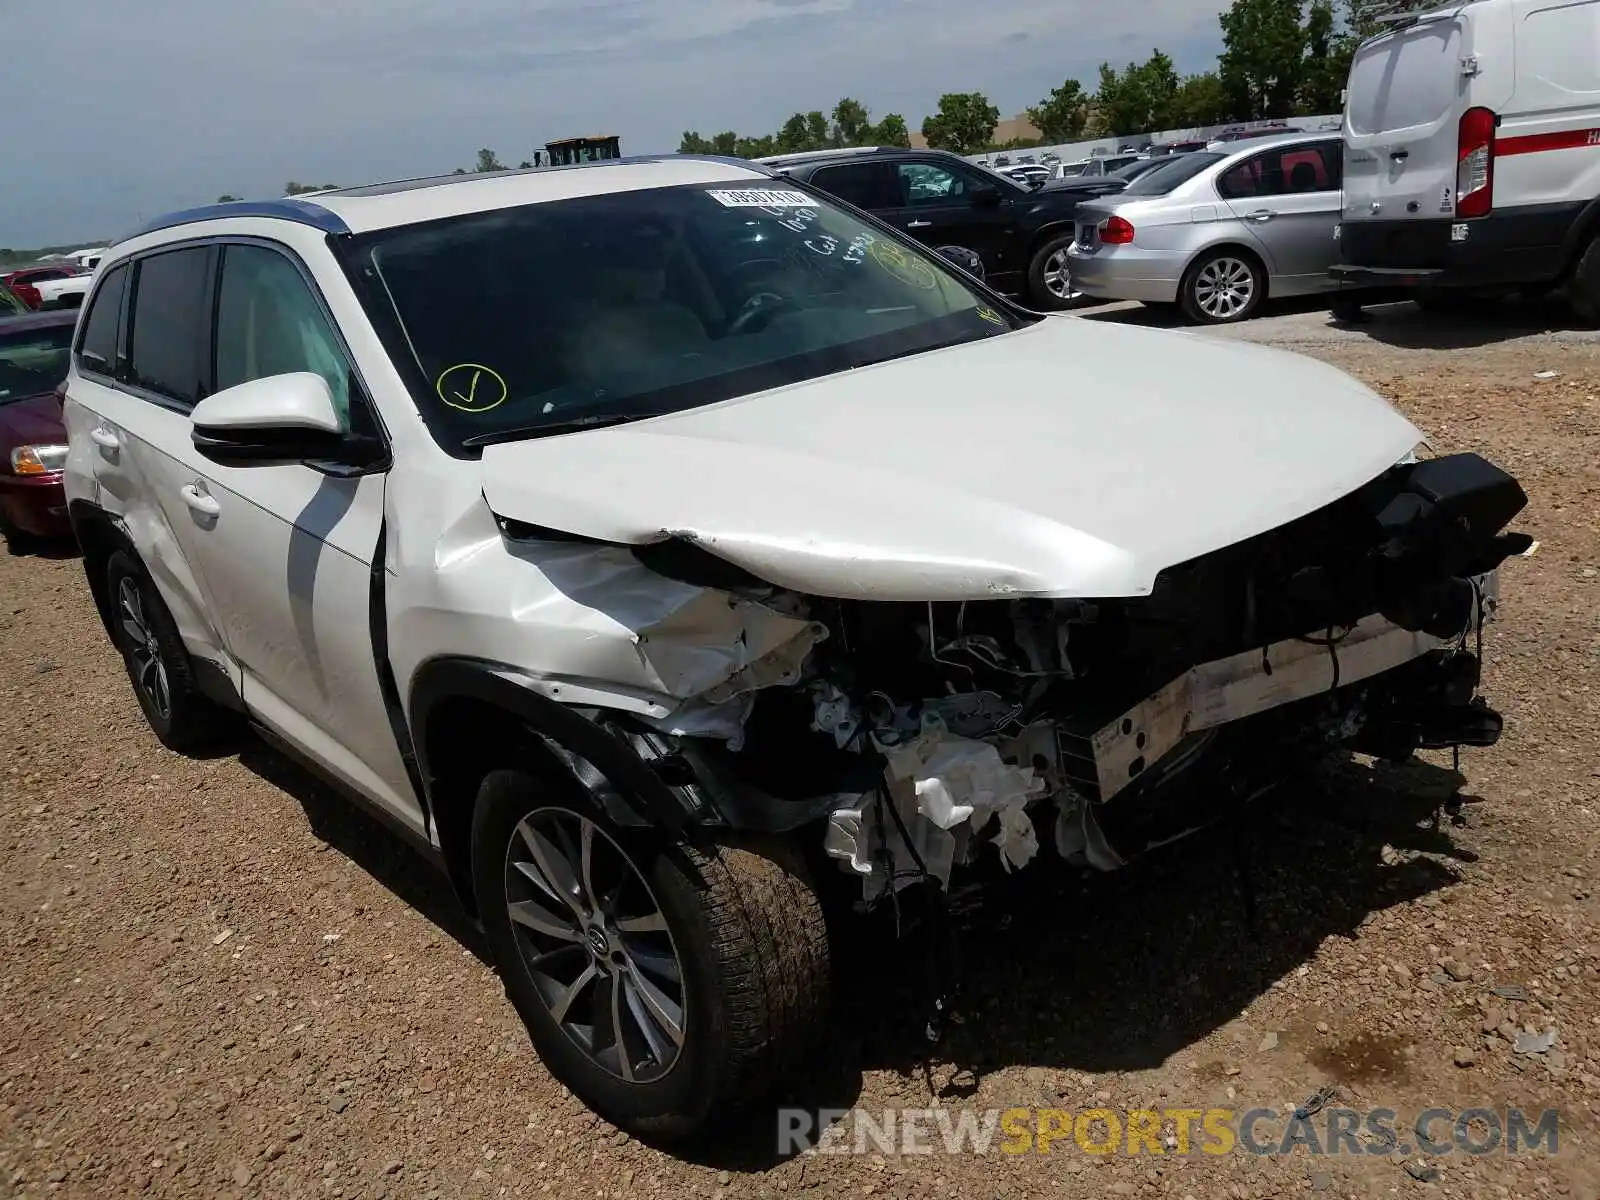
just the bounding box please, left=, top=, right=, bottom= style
left=190, top=372, right=367, bottom=468
left=970, top=184, right=1003, bottom=207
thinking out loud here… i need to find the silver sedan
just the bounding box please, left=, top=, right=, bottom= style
left=1066, top=133, right=1344, bottom=324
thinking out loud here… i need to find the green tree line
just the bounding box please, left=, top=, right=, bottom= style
left=679, top=0, right=1385, bottom=156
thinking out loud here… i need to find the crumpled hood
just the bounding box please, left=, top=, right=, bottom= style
left=479, top=316, right=1421, bottom=601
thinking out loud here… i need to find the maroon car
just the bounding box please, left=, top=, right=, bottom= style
left=0, top=309, right=77, bottom=548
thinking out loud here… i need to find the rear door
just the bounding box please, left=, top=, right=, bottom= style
left=1342, top=12, right=1504, bottom=222
left=70, top=249, right=238, bottom=673
left=1217, top=140, right=1345, bottom=291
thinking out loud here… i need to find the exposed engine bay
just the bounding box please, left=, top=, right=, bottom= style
left=502, top=450, right=1530, bottom=904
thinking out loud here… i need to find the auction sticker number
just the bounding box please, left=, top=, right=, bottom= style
left=706, top=188, right=815, bottom=208
left=436, top=363, right=508, bottom=413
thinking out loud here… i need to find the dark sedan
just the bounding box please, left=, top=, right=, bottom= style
left=0, top=309, right=77, bottom=549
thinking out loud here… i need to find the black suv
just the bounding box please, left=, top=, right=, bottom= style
left=760, top=147, right=1129, bottom=310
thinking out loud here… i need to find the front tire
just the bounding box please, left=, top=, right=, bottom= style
left=104, top=550, right=231, bottom=753
left=1180, top=249, right=1265, bottom=324
left=1026, top=235, right=1086, bottom=311
left=472, top=766, right=831, bottom=1142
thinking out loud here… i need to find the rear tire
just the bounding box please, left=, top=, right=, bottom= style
left=1569, top=234, right=1600, bottom=326
left=104, top=550, right=232, bottom=753
left=472, top=766, right=831, bottom=1142
left=1026, top=235, right=1085, bottom=311
left=1180, top=248, right=1265, bottom=324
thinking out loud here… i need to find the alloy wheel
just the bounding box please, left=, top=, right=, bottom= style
left=504, top=809, right=686, bottom=1083
left=1192, top=256, right=1256, bottom=320
left=118, top=576, right=171, bottom=720
left=1042, top=247, right=1082, bottom=302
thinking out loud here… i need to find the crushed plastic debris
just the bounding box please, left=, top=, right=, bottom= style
left=1514, top=1029, right=1557, bottom=1056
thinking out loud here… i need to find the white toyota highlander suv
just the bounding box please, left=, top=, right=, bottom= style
left=60, top=157, right=1529, bottom=1141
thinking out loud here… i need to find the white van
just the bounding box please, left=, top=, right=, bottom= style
left=1331, top=0, right=1600, bottom=317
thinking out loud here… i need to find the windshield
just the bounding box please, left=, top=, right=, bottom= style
left=0, top=286, right=26, bottom=316
left=0, top=323, right=73, bottom=403
left=339, top=182, right=1023, bottom=452
left=1121, top=153, right=1225, bottom=195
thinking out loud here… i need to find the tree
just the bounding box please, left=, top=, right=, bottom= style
left=1297, top=0, right=1347, bottom=113
left=1027, top=78, right=1089, bottom=143
left=775, top=113, right=817, bottom=153
left=283, top=181, right=339, bottom=195
left=921, top=92, right=1000, bottom=155
left=831, top=97, right=873, bottom=147
left=216, top=193, right=242, bottom=203
left=1168, top=72, right=1235, bottom=127
left=474, top=148, right=507, bottom=173
left=1094, top=52, right=1180, bottom=136
left=1218, top=0, right=1308, bottom=120
left=518, top=160, right=535, bottom=170
left=804, top=111, right=831, bottom=150
left=734, top=134, right=777, bottom=158
left=872, top=113, right=912, bottom=147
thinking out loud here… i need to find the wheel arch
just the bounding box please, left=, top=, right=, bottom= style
left=1026, top=218, right=1079, bottom=260
left=1556, top=196, right=1600, bottom=279
left=1182, top=241, right=1271, bottom=302
left=68, top=499, right=133, bottom=643
left=409, top=658, right=712, bottom=916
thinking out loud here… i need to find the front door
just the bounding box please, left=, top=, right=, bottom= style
left=181, top=242, right=421, bottom=833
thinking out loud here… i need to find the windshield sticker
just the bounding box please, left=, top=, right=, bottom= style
left=437, top=363, right=508, bottom=413
left=867, top=240, right=939, bottom=290
left=706, top=188, right=815, bottom=208
left=976, top=304, right=1005, bottom=326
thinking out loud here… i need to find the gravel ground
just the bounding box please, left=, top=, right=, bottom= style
left=3, top=299, right=1599, bottom=1199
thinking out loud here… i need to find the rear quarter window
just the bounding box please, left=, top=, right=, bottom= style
left=76, top=263, right=129, bottom=375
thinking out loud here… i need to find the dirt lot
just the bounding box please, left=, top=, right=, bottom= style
left=3, top=299, right=1599, bottom=1200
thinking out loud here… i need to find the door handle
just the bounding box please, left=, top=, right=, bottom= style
left=1390, top=149, right=1409, bottom=161
left=1245, top=209, right=1275, bottom=222
left=179, top=483, right=220, bottom=517
left=89, top=426, right=120, bottom=450
left=906, top=219, right=933, bottom=229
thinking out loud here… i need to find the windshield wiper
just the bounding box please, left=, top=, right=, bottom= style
left=461, top=412, right=643, bottom=448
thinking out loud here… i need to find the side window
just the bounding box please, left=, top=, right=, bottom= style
left=1220, top=145, right=1339, bottom=200
left=215, top=244, right=357, bottom=432
left=898, top=162, right=967, bottom=205
left=808, top=162, right=896, bottom=210
left=76, top=262, right=129, bottom=376
left=126, top=248, right=212, bottom=407
left=1314, top=141, right=1343, bottom=190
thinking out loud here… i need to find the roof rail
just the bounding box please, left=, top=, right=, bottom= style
left=1358, top=0, right=1479, bottom=26
left=752, top=146, right=884, bottom=165
left=116, top=198, right=351, bottom=245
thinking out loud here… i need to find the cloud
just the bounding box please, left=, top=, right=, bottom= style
left=1, top=0, right=1229, bottom=247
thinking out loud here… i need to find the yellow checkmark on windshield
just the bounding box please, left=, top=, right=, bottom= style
left=436, top=363, right=508, bottom=413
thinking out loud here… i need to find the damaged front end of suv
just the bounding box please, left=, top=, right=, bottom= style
left=489, top=449, right=1528, bottom=902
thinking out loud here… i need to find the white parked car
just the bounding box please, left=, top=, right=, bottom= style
left=33, top=267, right=97, bottom=309
left=60, top=160, right=1527, bottom=1139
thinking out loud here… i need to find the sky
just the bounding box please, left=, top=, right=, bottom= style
left=2, top=0, right=1230, bottom=249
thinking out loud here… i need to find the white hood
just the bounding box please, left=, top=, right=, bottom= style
left=479, top=317, right=1421, bottom=602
